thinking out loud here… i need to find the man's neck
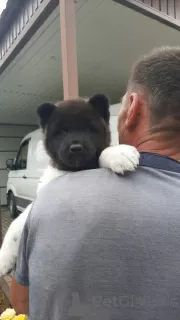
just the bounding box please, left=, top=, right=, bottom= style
left=136, top=139, right=180, bottom=161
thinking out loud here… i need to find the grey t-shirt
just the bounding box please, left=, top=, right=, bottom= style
left=15, top=152, right=180, bottom=320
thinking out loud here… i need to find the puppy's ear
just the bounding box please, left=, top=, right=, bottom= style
left=37, top=103, right=56, bottom=130
left=89, top=94, right=110, bottom=123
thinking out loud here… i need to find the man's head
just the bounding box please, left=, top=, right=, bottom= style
left=118, top=46, right=180, bottom=155
left=37, top=94, right=110, bottom=171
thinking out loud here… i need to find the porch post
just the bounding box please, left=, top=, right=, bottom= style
left=60, top=0, right=79, bottom=100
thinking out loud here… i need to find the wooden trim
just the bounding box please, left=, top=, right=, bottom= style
left=0, top=0, right=25, bottom=41
left=60, top=0, right=79, bottom=99
left=113, top=0, right=180, bottom=31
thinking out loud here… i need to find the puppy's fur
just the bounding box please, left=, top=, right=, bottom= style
left=37, top=94, right=111, bottom=171
left=0, top=94, right=140, bottom=277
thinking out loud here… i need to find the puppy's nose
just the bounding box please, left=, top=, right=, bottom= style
left=70, top=144, right=82, bottom=153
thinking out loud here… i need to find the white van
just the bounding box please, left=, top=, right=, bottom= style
left=6, top=129, right=50, bottom=218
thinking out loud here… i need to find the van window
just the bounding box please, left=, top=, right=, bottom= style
left=16, top=139, right=29, bottom=170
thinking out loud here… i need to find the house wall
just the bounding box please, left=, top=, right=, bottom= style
left=110, top=103, right=120, bottom=146
left=0, top=124, right=36, bottom=205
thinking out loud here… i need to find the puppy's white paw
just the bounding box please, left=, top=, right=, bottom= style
left=99, top=145, right=140, bottom=174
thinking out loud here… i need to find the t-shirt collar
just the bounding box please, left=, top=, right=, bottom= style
left=139, top=152, right=180, bottom=173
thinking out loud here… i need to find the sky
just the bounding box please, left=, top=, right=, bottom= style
left=0, top=0, right=8, bottom=16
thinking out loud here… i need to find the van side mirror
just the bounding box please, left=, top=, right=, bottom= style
left=6, top=159, right=14, bottom=171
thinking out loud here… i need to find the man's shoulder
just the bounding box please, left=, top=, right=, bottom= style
left=38, top=166, right=149, bottom=194
left=66, top=168, right=115, bottom=180
left=38, top=168, right=143, bottom=204
left=36, top=168, right=122, bottom=201
left=29, top=164, right=178, bottom=224
left=46, top=168, right=120, bottom=189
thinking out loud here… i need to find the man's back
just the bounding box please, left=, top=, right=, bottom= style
left=15, top=153, right=180, bottom=320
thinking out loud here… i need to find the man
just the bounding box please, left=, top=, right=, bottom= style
left=11, top=46, right=180, bottom=319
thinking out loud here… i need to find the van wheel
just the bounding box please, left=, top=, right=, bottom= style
left=8, top=192, right=18, bottom=219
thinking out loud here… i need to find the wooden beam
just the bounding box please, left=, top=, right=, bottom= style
left=60, top=0, right=79, bottom=100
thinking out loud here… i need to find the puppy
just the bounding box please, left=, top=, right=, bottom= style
left=0, top=94, right=139, bottom=277
left=38, top=94, right=111, bottom=171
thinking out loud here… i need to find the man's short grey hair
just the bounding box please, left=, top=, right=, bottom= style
left=128, top=46, right=180, bottom=128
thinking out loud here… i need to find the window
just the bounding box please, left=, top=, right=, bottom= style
left=16, top=139, right=29, bottom=170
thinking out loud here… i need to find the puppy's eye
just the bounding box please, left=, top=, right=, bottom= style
left=87, top=127, right=98, bottom=133
left=54, top=130, right=67, bottom=137
left=61, top=130, right=67, bottom=137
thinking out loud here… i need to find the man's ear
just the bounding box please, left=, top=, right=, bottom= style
left=125, top=93, right=141, bottom=130
left=89, top=94, right=110, bottom=123
left=37, top=103, right=56, bottom=130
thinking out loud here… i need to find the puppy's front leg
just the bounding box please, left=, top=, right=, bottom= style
left=99, top=145, right=140, bottom=174
left=0, top=203, right=32, bottom=277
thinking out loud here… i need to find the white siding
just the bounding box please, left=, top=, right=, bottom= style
left=0, top=137, right=22, bottom=151
left=110, top=115, right=118, bottom=146
left=110, top=103, right=120, bottom=146
left=0, top=125, right=37, bottom=205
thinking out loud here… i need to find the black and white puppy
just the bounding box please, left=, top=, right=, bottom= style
left=0, top=94, right=140, bottom=277
left=38, top=94, right=111, bottom=171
